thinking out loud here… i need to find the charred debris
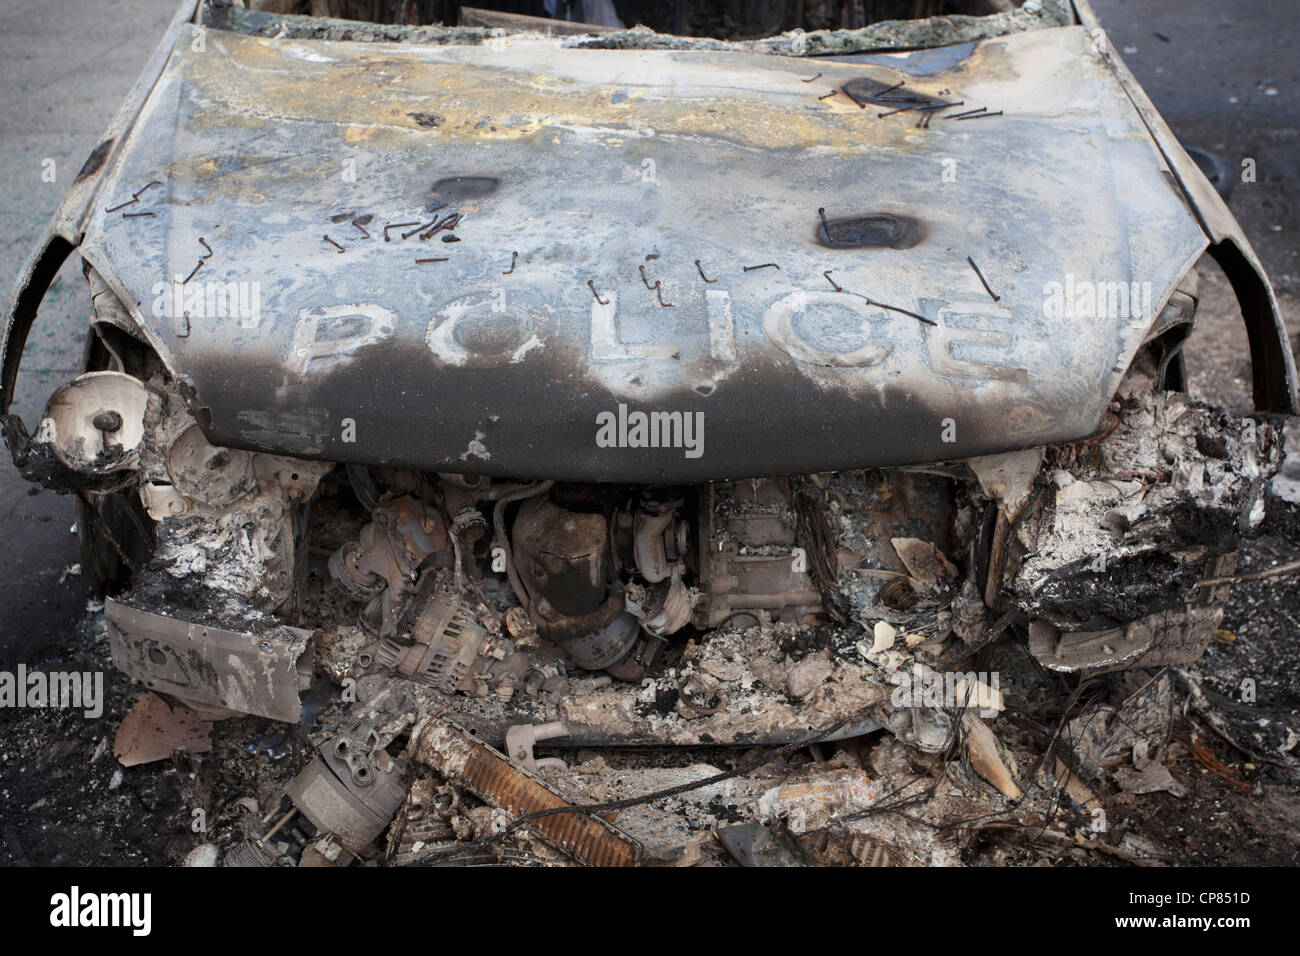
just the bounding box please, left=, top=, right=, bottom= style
left=10, top=339, right=1297, bottom=866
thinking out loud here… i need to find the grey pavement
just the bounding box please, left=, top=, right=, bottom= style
left=0, top=0, right=177, bottom=660
left=1092, top=0, right=1299, bottom=292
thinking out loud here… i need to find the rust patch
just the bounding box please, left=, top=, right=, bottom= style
left=74, top=138, right=114, bottom=183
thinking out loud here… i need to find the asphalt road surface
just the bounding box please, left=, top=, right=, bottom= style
left=0, top=0, right=178, bottom=670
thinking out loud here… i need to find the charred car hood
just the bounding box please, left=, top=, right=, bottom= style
left=80, top=22, right=1210, bottom=482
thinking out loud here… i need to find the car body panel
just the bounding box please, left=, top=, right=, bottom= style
left=71, top=21, right=1213, bottom=481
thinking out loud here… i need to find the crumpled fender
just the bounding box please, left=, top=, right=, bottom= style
left=1072, top=0, right=1298, bottom=414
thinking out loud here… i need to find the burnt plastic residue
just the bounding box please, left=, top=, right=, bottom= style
left=841, top=77, right=947, bottom=111
left=818, top=213, right=924, bottom=249
left=432, top=176, right=499, bottom=198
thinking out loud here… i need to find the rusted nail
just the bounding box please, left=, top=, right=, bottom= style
left=945, top=107, right=988, bottom=120
left=182, top=259, right=204, bottom=284
left=351, top=218, right=371, bottom=238
left=817, top=90, right=838, bottom=101
left=107, top=180, right=164, bottom=213
left=655, top=284, right=674, bottom=308
left=818, top=207, right=830, bottom=234
left=695, top=259, right=716, bottom=283
left=177, top=312, right=191, bottom=338
left=877, top=105, right=915, bottom=118
left=743, top=263, right=780, bottom=272
left=502, top=251, right=518, bottom=275
left=802, top=71, right=823, bottom=83
left=918, top=101, right=963, bottom=111
left=967, top=255, right=1000, bottom=301
left=198, top=237, right=213, bottom=259
left=873, top=297, right=933, bottom=325
left=874, top=81, right=905, bottom=99
left=403, top=220, right=435, bottom=240
left=587, top=280, right=609, bottom=305
left=385, top=221, right=419, bottom=242
left=956, top=110, right=1003, bottom=120
left=823, top=270, right=842, bottom=292
left=416, top=257, right=449, bottom=263
left=877, top=301, right=935, bottom=325
left=420, top=212, right=461, bottom=240
left=638, top=264, right=655, bottom=290
left=122, top=211, right=155, bottom=218
left=848, top=291, right=935, bottom=326
left=323, top=234, right=345, bottom=253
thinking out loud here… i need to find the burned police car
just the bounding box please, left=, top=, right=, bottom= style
left=3, top=0, right=1296, bottom=866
